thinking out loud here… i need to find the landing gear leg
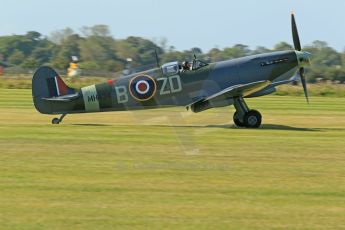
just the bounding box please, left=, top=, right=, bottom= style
left=52, top=114, right=66, bottom=124
left=233, top=97, right=262, bottom=128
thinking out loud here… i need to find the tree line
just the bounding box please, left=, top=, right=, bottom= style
left=0, top=25, right=344, bottom=83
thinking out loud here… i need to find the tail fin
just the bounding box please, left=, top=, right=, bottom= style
left=32, top=66, right=76, bottom=114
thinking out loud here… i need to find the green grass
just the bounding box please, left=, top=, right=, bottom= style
left=0, top=89, right=345, bottom=229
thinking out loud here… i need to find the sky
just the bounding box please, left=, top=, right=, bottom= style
left=1, top=0, right=344, bottom=52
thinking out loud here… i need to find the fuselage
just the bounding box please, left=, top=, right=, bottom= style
left=50, top=50, right=300, bottom=114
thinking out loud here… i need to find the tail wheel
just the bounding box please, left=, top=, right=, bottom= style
left=52, top=118, right=60, bottom=124
left=244, top=110, right=262, bottom=128
left=233, top=112, right=245, bottom=127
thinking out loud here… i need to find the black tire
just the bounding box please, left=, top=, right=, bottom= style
left=243, top=110, right=262, bottom=128
left=52, top=118, right=60, bottom=124
left=233, top=112, right=245, bottom=127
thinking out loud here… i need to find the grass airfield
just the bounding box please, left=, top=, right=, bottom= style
left=0, top=89, right=345, bottom=229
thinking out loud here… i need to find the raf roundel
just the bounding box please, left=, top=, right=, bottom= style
left=129, top=75, right=156, bottom=101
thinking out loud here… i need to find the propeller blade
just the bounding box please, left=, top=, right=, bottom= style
left=291, top=13, right=302, bottom=51
left=299, top=67, right=309, bottom=104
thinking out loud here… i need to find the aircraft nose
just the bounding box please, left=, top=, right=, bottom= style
left=295, top=51, right=312, bottom=67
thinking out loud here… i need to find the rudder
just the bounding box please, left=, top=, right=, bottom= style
left=32, top=66, right=76, bottom=114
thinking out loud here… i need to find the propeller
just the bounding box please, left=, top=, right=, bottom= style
left=291, top=14, right=301, bottom=51
left=298, top=67, right=309, bottom=104
left=291, top=13, right=309, bottom=104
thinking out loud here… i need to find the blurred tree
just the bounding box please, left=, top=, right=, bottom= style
left=179, top=47, right=204, bottom=61
left=26, top=31, right=41, bottom=41
left=78, top=61, right=100, bottom=70
left=152, top=37, right=168, bottom=52
left=0, top=26, right=344, bottom=83
left=207, top=48, right=224, bottom=62
left=0, top=31, right=53, bottom=67
left=115, top=36, right=162, bottom=67
left=49, top=27, right=74, bottom=44
left=115, top=39, right=137, bottom=61
left=341, top=49, right=345, bottom=67
left=51, top=34, right=82, bottom=69
left=191, top=47, right=203, bottom=55
left=103, top=59, right=124, bottom=72
left=310, top=40, right=328, bottom=49
left=8, top=49, right=25, bottom=65
left=304, top=41, right=341, bottom=67
left=161, top=51, right=185, bottom=63
left=274, top=42, right=293, bottom=51
left=80, top=25, right=111, bottom=37
left=31, top=47, right=53, bottom=65
left=21, top=57, right=38, bottom=69
left=79, top=36, right=116, bottom=69
left=221, top=44, right=250, bottom=59
left=252, top=46, right=271, bottom=54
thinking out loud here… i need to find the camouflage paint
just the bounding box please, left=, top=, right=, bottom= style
left=32, top=50, right=308, bottom=115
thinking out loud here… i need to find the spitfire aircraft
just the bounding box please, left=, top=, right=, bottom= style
left=32, top=14, right=311, bottom=128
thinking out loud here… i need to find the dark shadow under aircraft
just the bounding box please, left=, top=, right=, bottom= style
left=32, top=14, right=311, bottom=128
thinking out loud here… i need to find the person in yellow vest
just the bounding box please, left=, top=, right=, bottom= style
left=67, top=56, right=80, bottom=78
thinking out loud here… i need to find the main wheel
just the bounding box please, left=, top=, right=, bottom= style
left=243, top=110, right=262, bottom=128
left=233, top=112, right=245, bottom=127
left=52, top=118, right=60, bottom=124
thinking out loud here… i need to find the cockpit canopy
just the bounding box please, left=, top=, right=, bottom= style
left=161, top=62, right=179, bottom=76
left=161, top=59, right=209, bottom=76
left=192, top=59, right=208, bottom=70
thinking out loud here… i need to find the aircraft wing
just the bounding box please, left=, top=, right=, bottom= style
left=269, top=79, right=295, bottom=87
left=186, top=80, right=270, bottom=111
left=42, top=93, right=80, bottom=102
left=204, top=80, right=270, bottom=102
